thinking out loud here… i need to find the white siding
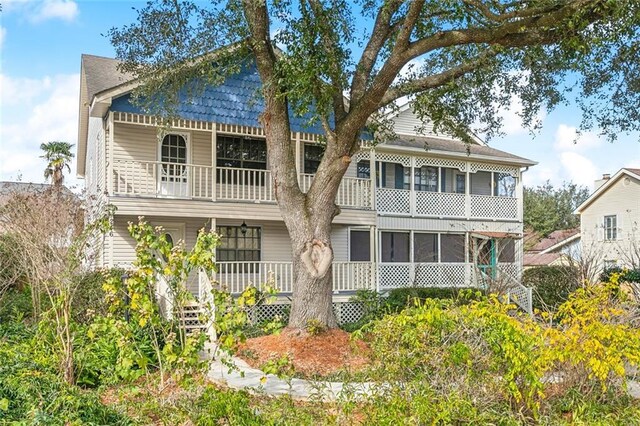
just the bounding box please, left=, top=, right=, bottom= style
left=580, top=175, right=640, bottom=269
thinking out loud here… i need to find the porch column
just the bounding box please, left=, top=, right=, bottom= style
left=465, top=162, right=471, bottom=219
left=295, top=132, right=301, bottom=186
left=107, top=111, right=114, bottom=195
left=369, top=148, right=376, bottom=210
left=211, top=125, right=217, bottom=201
left=516, top=169, right=524, bottom=221
left=370, top=224, right=376, bottom=292
left=410, top=156, right=416, bottom=216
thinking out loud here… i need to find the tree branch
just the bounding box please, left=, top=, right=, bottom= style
left=350, top=0, right=403, bottom=103
left=379, top=48, right=501, bottom=107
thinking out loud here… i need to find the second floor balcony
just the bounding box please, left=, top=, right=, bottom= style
left=111, top=159, right=372, bottom=209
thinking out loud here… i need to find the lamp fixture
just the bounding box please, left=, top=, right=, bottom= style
left=240, top=220, right=248, bottom=235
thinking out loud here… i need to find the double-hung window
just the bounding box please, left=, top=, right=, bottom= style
left=604, top=215, right=617, bottom=240
left=216, top=225, right=261, bottom=273
left=216, top=135, right=267, bottom=185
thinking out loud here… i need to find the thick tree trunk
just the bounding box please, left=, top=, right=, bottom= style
left=242, top=2, right=358, bottom=329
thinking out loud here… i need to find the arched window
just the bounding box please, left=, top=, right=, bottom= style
left=161, top=134, right=187, bottom=182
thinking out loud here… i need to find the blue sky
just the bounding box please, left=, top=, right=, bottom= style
left=1, top=0, right=639, bottom=191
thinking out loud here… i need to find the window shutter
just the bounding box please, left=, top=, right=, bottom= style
left=618, top=216, right=623, bottom=241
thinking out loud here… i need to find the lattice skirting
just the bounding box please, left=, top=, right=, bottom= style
left=249, top=301, right=365, bottom=326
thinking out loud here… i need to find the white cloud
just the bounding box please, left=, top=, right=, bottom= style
left=3, top=0, right=79, bottom=23
left=0, top=73, right=81, bottom=188
left=559, top=152, right=599, bottom=187
left=554, top=124, right=602, bottom=151
left=0, top=26, right=6, bottom=49
left=0, top=74, right=53, bottom=106
left=499, top=94, right=547, bottom=137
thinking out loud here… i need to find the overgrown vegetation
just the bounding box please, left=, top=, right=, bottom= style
left=523, top=266, right=582, bottom=312
left=1, top=190, right=639, bottom=423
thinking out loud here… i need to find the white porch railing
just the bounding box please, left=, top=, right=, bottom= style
left=470, top=195, right=518, bottom=220
left=216, top=167, right=275, bottom=202
left=376, top=188, right=518, bottom=220
left=112, top=160, right=372, bottom=209
left=206, top=261, right=375, bottom=295
left=377, top=263, right=472, bottom=290
left=113, top=160, right=214, bottom=199
left=300, top=174, right=372, bottom=209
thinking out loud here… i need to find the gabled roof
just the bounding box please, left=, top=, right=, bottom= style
left=575, top=168, right=640, bottom=214
left=524, top=252, right=564, bottom=267
left=379, top=135, right=536, bottom=166
left=528, top=228, right=580, bottom=254
left=386, top=101, right=488, bottom=146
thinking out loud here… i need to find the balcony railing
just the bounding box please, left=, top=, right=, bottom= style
left=376, top=188, right=518, bottom=220
left=300, top=173, right=372, bottom=209
left=112, top=160, right=371, bottom=209
left=209, top=261, right=375, bottom=294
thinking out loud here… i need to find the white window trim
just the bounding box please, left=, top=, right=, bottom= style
left=603, top=214, right=618, bottom=242
left=157, top=131, right=192, bottom=164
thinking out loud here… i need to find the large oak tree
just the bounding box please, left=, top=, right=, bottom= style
left=110, top=0, right=640, bottom=329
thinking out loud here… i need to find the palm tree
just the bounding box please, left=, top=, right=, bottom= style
left=40, top=141, right=74, bottom=187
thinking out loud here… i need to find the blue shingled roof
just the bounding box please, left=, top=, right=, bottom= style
left=110, top=62, right=327, bottom=135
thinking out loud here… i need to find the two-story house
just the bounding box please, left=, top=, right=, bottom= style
left=78, top=54, right=536, bottom=316
left=576, top=169, right=640, bottom=272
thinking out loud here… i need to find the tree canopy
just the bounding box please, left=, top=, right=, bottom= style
left=524, top=181, right=590, bottom=236
left=111, top=0, right=640, bottom=142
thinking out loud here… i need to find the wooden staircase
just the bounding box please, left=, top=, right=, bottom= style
left=177, top=301, right=206, bottom=334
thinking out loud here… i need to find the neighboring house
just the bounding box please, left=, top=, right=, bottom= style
left=523, top=228, right=580, bottom=268
left=77, top=54, right=536, bottom=312
left=576, top=169, right=640, bottom=272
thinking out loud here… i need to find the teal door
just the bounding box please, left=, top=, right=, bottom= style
left=477, top=239, right=497, bottom=281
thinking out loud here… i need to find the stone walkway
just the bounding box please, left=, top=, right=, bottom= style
left=205, top=344, right=640, bottom=401
left=205, top=345, right=376, bottom=401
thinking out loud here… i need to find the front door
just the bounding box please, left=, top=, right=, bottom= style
left=159, top=134, right=189, bottom=197
left=476, top=238, right=497, bottom=281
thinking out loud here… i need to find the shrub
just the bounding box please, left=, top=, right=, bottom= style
left=601, top=266, right=640, bottom=283
left=0, top=286, right=33, bottom=323
left=523, top=266, right=580, bottom=311
left=72, top=269, right=121, bottom=324
left=384, top=287, right=483, bottom=312
left=0, top=323, right=130, bottom=424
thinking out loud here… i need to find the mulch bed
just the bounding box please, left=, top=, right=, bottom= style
left=236, top=328, right=371, bottom=378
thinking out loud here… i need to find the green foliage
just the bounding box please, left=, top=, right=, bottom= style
left=0, top=323, right=130, bottom=424
left=102, top=219, right=219, bottom=385
left=75, top=316, right=158, bottom=387
left=359, top=296, right=546, bottom=415
left=523, top=266, right=581, bottom=312
left=210, top=285, right=277, bottom=352
left=601, top=266, right=640, bottom=283
left=0, top=286, right=33, bottom=323
left=71, top=269, right=120, bottom=324
left=543, top=281, right=640, bottom=391
left=305, top=318, right=327, bottom=336
left=524, top=181, right=589, bottom=236
left=40, top=140, right=74, bottom=185
left=385, top=286, right=484, bottom=312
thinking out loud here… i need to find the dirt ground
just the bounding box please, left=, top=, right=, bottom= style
left=236, top=328, right=371, bottom=377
